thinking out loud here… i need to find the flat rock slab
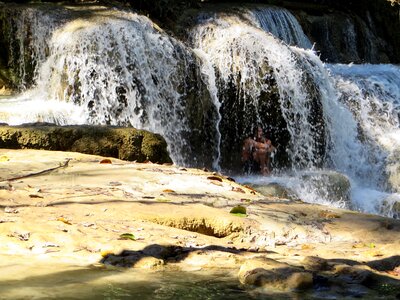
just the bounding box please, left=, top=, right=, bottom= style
left=1, top=149, right=400, bottom=297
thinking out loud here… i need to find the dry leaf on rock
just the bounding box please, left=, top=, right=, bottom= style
left=387, top=266, right=400, bottom=277
left=57, top=217, right=72, bottom=225
left=162, top=189, right=175, bottom=193
left=99, top=159, right=112, bottom=164
left=232, top=187, right=245, bottom=193
left=207, top=176, right=223, bottom=182
left=29, top=194, right=43, bottom=199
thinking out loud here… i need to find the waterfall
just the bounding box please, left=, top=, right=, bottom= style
left=0, top=7, right=220, bottom=167
left=329, top=64, right=400, bottom=189
left=0, top=6, right=69, bottom=89
left=190, top=14, right=325, bottom=170
left=1, top=4, right=400, bottom=217
left=248, top=6, right=312, bottom=49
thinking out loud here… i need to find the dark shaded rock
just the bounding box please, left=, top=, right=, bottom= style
left=332, top=264, right=371, bottom=285
left=238, top=257, right=313, bottom=290
left=0, top=124, right=172, bottom=163
left=302, top=256, right=329, bottom=272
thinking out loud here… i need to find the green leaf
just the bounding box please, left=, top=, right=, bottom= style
left=230, top=205, right=246, bottom=217
left=119, top=233, right=136, bottom=241
left=156, top=198, right=171, bottom=202
left=230, top=213, right=247, bottom=218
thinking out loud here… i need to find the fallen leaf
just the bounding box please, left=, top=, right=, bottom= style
left=156, top=198, right=171, bottom=202
left=29, top=194, right=44, bottom=199
left=0, top=219, right=14, bottom=223
left=232, top=187, right=245, bottom=193
left=0, top=155, right=9, bottom=162
left=162, top=189, right=175, bottom=193
left=230, top=205, right=247, bottom=216
left=387, top=266, right=400, bottom=277
left=243, top=185, right=257, bottom=192
left=81, top=222, right=96, bottom=228
left=99, top=159, right=112, bottom=164
left=352, top=243, right=366, bottom=248
left=119, top=233, right=136, bottom=241
left=101, top=250, right=114, bottom=257
left=57, top=217, right=72, bottom=225
left=207, top=176, right=223, bottom=182
left=230, top=213, right=247, bottom=218
left=42, top=242, right=60, bottom=248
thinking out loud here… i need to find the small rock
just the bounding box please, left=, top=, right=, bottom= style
left=302, top=256, right=329, bottom=272
left=134, top=257, right=164, bottom=269
left=332, top=264, right=371, bottom=284
left=238, top=257, right=313, bottom=290
left=4, top=207, right=19, bottom=214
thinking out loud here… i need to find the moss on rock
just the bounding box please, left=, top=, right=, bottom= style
left=0, top=124, right=172, bottom=163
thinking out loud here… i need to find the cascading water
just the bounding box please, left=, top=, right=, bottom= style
left=327, top=64, right=400, bottom=217
left=0, top=6, right=219, bottom=167
left=248, top=6, right=312, bottom=49
left=1, top=4, right=400, bottom=217
left=0, top=6, right=69, bottom=89
left=189, top=9, right=400, bottom=217
left=190, top=14, right=325, bottom=170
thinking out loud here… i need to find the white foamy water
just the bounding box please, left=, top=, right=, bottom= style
left=329, top=64, right=400, bottom=153
left=0, top=8, right=221, bottom=166
left=190, top=15, right=325, bottom=169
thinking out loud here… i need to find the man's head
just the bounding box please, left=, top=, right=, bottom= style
left=256, top=126, right=263, bottom=139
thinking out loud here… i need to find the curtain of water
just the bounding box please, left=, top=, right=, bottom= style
left=1, top=7, right=67, bottom=89
left=0, top=8, right=221, bottom=167
left=329, top=64, right=400, bottom=190
left=248, top=6, right=312, bottom=49
left=190, top=15, right=324, bottom=169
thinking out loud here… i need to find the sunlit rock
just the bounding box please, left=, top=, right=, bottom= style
left=0, top=124, right=172, bottom=163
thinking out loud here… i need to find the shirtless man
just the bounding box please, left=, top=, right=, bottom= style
left=242, top=126, right=276, bottom=175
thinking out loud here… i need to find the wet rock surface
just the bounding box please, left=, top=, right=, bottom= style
left=0, top=149, right=400, bottom=298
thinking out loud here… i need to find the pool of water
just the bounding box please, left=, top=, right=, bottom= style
left=0, top=258, right=392, bottom=299
left=0, top=264, right=251, bottom=300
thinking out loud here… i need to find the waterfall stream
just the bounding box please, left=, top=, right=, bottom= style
left=1, top=4, right=399, bottom=217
